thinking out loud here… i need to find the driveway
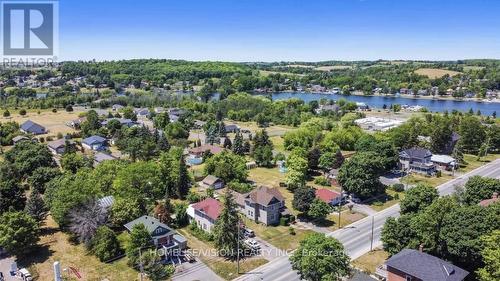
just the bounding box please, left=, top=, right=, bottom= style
left=252, top=236, right=281, bottom=261
left=172, top=259, right=222, bottom=281
left=0, top=255, right=16, bottom=281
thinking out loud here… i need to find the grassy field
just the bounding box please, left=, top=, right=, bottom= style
left=228, top=120, right=295, bottom=137
left=352, top=249, right=388, bottom=274
left=177, top=228, right=267, bottom=280
left=315, top=65, right=352, bottom=71
left=325, top=211, right=366, bottom=231
left=241, top=218, right=314, bottom=251
left=1, top=109, right=83, bottom=137
left=21, top=216, right=138, bottom=281
left=414, top=68, right=461, bottom=79
left=368, top=189, right=405, bottom=212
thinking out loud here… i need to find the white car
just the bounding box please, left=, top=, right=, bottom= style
left=244, top=239, right=261, bottom=250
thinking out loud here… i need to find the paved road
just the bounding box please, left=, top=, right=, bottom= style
left=235, top=159, right=500, bottom=281
left=0, top=255, right=16, bottom=281
left=172, top=259, right=223, bottom=281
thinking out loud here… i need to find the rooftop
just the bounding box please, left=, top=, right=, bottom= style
left=192, top=198, right=222, bottom=221
left=385, top=249, right=469, bottom=281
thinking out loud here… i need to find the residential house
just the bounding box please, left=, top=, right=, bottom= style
left=47, top=139, right=74, bottom=155
left=124, top=215, right=187, bottom=250
left=225, top=124, right=240, bottom=133
left=479, top=192, right=499, bottom=207
left=384, top=249, right=468, bottom=281
left=134, top=108, right=150, bottom=118
left=431, top=155, right=457, bottom=171
left=399, top=147, right=436, bottom=175
left=82, top=135, right=107, bottom=151
left=12, top=135, right=29, bottom=145
left=188, top=198, right=222, bottom=232
left=315, top=104, right=340, bottom=114
left=112, top=104, right=124, bottom=111
left=200, top=175, right=224, bottom=190
left=67, top=117, right=87, bottom=129
left=188, top=144, right=224, bottom=157
left=101, top=118, right=135, bottom=127
left=20, top=120, right=46, bottom=135
left=327, top=168, right=339, bottom=185
left=93, top=152, right=117, bottom=166
left=234, top=186, right=286, bottom=225
left=315, top=188, right=343, bottom=206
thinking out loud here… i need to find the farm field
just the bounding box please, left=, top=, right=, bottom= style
left=414, top=68, right=461, bottom=79
left=1, top=109, right=83, bottom=137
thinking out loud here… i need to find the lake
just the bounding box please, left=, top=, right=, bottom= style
left=270, top=92, right=500, bottom=116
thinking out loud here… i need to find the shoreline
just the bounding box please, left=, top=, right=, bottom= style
left=272, top=90, right=500, bottom=104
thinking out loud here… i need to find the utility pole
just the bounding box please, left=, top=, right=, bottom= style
left=237, top=218, right=240, bottom=274
left=139, top=248, right=144, bottom=281
left=338, top=184, right=343, bottom=228
left=370, top=216, right=375, bottom=251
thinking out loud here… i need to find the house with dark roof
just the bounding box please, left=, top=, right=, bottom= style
left=93, top=152, right=117, bottom=166
left=200, top=175, right=224, bottom=190
left=20, top=120, right=46, bottom=135
left=399, top=147, right=436, bottom=175
left=12, top=135, right=29, bottom=145
left=224, top=124, right=240, bottom=133
left=234, top=186, right=286, bottom=225
left=47, top=139, right=74, bottom=155
left=101, top=118, right=135, bottom=127
left=187, top=198, right=222, bottom=232
left=124, top=215, right=187, bottom=250
left=82, top=135, right=108, bottom=151
left=384, top=249, right=468, bottom=281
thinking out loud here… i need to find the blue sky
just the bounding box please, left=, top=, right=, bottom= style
left=59, top=0, right=500, bottom=61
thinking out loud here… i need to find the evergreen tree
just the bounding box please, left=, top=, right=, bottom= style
left=452, top=141, right=465, bottom=165
left=213, top=190, right=241, bottom=259
left=232, top=132, right=245, bottom=155
left=90, top=226, right=122, bottom=262
left=156, top=134, right=170, bottom=152
left=223, top=137, right=232, bottom=149
left=24, top=189, right=47, bottom=222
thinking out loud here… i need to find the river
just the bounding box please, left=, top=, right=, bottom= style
left=269, top=92, right=500, bottom=116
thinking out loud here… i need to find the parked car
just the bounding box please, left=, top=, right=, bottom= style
left=19, top=268, right=32, bottom=281
left=243, top=228, right=255, bottom=238
left=244, top=239, right=261, bottom=250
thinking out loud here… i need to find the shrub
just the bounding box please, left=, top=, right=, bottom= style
left=288, top=227, right=296, bottom=235
left=391, top=183, right=405, bottom=192
left=436, top=170, right=442, bottom=178
left=313, top=177, right=330, bottom=186
left=19, top=109, right=27, bottom=116
left=279, top=217, right=288, bottom=226
left=65, top=105, right=74, bottom=112
left=52, top=108, right=57, bottom=113
left=3, top=110, right=10, bottom=117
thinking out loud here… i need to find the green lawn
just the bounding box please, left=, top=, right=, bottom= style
left=241, top=218, right=314, bottom=251
left=352, top=249, right=388, bottom=274
left=368, top=190, right=405, bottom=212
